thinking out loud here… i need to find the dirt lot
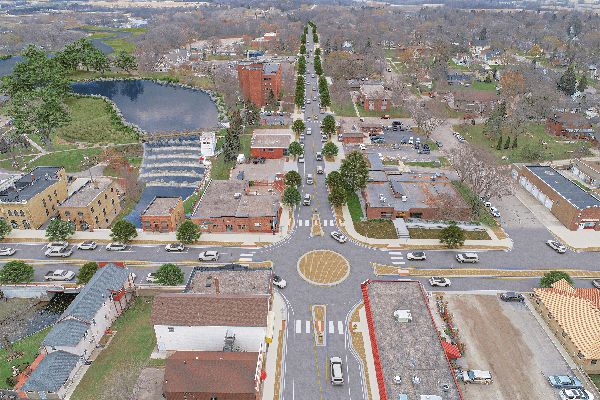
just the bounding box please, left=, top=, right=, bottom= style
left=133, top=367, right=165, bottom=400
left=234, top=158, right=284, bottom=181
left=446, top=294, right=571, bottom=400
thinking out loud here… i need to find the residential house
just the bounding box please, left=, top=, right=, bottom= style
left=238, top=62, right=281, bottom=107
left=57, top=177, right=120, bottom=231
left=163, top=351, right=262, bottom=400
left=18, top=263, right=135, bottom=399
left=250, top=129, right=291, bottom=159
left=154, top=49, right=190, bottom=72
left=452, top=53, right=471, bottom=66
left=191, top=180, right=281, bottom=233
left=341, top=41, right=354, bottom=53
left=0, top=166, right=67, bottom=229
left=446, top=69, right=470, bottom=86
left=251, top=31, right=278, bottom=47
left=546, top=112, right=596, bottom=143
left=356, top=84, right=391, bottom=112
left=532, top=279, right=600, bottom=373
left=150, top=293, right=271, bottom=353
left=450, top=90, right=500, bottom=115
left=480, top=49, right=507, bottom=65
left=140, top=196, right=185, bottom=232
left=339, top=121, right=364, bottom=144
left=470, top=39, right=489, bottom=55
left=512, top=164, right=600, bottom=230
left=571, top=158, right=600, bottom=188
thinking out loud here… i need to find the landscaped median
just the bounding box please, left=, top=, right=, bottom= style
left=374, top=265, right=600, bottom=279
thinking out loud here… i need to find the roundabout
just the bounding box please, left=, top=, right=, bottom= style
left=296, top=249, right=351, bottom=286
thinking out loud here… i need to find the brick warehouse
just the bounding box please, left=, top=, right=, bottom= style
left=141, top=196, right=185, bottom=232
left=512, top=164, right=600, bottom=230
left=191, top=180, right=281, bottom=233
left=250, top=129, right=291, bottom=159
left=238, top=62, right=281, bottom=107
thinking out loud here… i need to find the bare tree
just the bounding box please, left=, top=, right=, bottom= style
left=408, top=102, right=444, bottom=139
left=427, top=192, right=471, bottom=222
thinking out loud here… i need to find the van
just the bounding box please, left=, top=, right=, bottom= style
left=462, top=370, right=492, bottom=385
left=306, top=128, right=312, bottom=135
left=306, top=174, right=314, bottom=184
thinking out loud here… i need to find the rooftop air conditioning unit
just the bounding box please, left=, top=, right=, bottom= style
left=234, top=193, right=242, bottom=199
left=402, top=196, right=407, bottom=202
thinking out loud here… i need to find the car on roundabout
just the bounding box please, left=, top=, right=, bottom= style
left=273, top=275, right=287, bottom=289
left=331, top=231, right=347, bottom=243
left=546, top=240, right=566, bottom=253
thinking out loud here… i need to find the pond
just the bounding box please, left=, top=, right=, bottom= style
left=71, top=80, right=220, bottom=133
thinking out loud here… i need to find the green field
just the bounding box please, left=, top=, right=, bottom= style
left=0, top=326, right=52, bottom=389
left=347, top=192, right=364, bottom=222
left=330, top=98, right=356, bottom=117
left=211, top=134, right=252, bottom=180
left=78, top=26, right=148, bottom=55
left=29, top=147, right=104, bottom=173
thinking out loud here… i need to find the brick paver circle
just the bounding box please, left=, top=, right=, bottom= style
left=297, top=250, right=350, bottom=286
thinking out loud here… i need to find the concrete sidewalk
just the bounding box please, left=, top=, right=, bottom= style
left=261, top=292, right=287, bottom=400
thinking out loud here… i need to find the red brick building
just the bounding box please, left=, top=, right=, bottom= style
left=339, top=121, right=364, bottom=145
left=140, top=196, right=185, bottom=232
left=512, top=164, right=600, bottom=230
left=191, top=180, right=281, bottom=233
left=545, top=112, right=596, bottom=143
left=250, top=129, right=291, bottom=159
left=238, top=62, right=281, bottom=107
left=357, top=84, right=391, bottom=112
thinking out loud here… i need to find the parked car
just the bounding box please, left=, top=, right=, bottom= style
left=77, top=241, right=97, bottom=250
left=559, top=388, right=594, bottom=400
left=165, top=243, right=185, bottom=252
left=316, top=166, right=324, bottom=174
left=298, top=155, right=305, bottom=163
left=592, top=279, right=600, bottom=289
left=146, top=272, right=158, bottom=283
left=198, top=251, right=219, bottom=261
left=44, top=269, right=76, bottom=280
left=456, top=253, right=479, bottom=263
left=273, top=275, right=287, bottom=289
left=462, top=370, right=492, bottom=384
left=331, top=231, right=347, bottom=243
left=306, top=174, right=314, bottom=184
left=408, top=137, right=414, bottom=144
left=330, top=357, right=344, bottom=385
left=45, top=248, right=74, bottom=258
left=548, top=375, right=583, bottom=389
left=303, top=194, right=311, bottom=206
left=359, top=144, right=367, bottom=151
left=106, top=242, right=127, bottom=251
left=0, top=247, right=16, bottom=256
left=500, top=292, right=524, bottom=302
left=491, top=210, right=500, bottom=218
left=429, top=277, right=451, bottom=287
left=436, top=140, right=443, bottom=147
left=406, top=251, right=426, bottom=261
left=315, top=152, right=323, bottom=161
left=400, top=137, right=407, bottom=144
left=546, top=240, right=566, bottom=253
left=48, top=241, right=68, bottom=251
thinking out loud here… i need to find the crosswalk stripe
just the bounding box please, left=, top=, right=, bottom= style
left=305, top=220, right=309, bottom=226
left=392, top=262, right=406, bottom=265
left=329, top=320, right=334, bottom=333
left=338, top=321, right=344, bottom=334
left=239, top=258, right=253, bottom=261
left=323, top=220, right=327, bottom=227
left=330, top=220, right=335, bottom=226
left=296, top=320, right=301, bottom=333
left=306, top=320, right=311, bottom=333
left=388, top=251, right=403, bottom=255
left=240, top=253, right=254, bottom=257
left=390, top=257, right=404, bottom=259
left=298, top=220, right=302, bottom=227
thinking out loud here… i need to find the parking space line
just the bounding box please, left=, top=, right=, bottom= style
left=296, top=319, right=301, bottom=334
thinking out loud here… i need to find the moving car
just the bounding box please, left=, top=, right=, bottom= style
left=45, top=247, right=73, bottom=258
left=331, top=231, right=347, bottom=243
left=546, top=240, right=567, bottom=253
left=165, top=243, right=185, bottom=252
left=106, top=242, right=127, bottom=251
left=330, top=357, right=344, bottom=385
left=548, top=375, right=583, bottom=389
left=315, top=152, right=323, bottom=161
left=559, top=388, right=594, bottom=400
left=198, top=251, right=219, bottom=261
left=273, top=275, right=287, bottom=289
left=429, top=277, right=451, bottom=287
left=48, top=241, right=68, bottom=251
left=316, top=166, right=324, bottom=174
left=456, top=253, right=479, bottom=263
left=406, top=251, right=426, bottom=261
left=306, top=174, right=314, bottom=184
left=0, top=247, right=16, bottom=256
left=303, top=194, right=311, bottom=206
left=306, top=128, right=312, bottom=135
left=500, top=292, right=524, bottom=302
left=146, top=272, right=158, bottom=283
left=77, top=241, right=97, bottom=250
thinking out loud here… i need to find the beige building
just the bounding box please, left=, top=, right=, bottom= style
left=57, top=178, right=120, bottom=231
left=0, top=167, right=67, bottom=229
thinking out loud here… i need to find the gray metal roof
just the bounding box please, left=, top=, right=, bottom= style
left=368, top=153, right=384, bottom=171
left=20, top=350, right=80, bottom=392
left=42, top=318, right=90, bottom=347
left=0, top=166, right=63, bottom=203
left=526, top=165, right=600, bottom=209
left=60, top=263, right=132, bottom=323
left=262, top=63, right=280, bottom=75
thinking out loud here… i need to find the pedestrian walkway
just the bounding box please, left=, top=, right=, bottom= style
left=261, top=292, right=286, bottom=400
left=294, top=318, right=345, bottom=335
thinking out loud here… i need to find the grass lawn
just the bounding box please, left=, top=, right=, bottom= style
left=358, top=106, right=410, bottom=118
left=472, top=81, right=498, bottom=91
left=103, top=38, right=136, bottom=54
left=211, top=134, right=251, bottom=180
left=183, top=188, right=206, bottom=215
left=453, top=121, right=593, bottom=163
left=0, top=154, right=37, bottom=171
left=404, top=161, right=444, bottom=168
left=54, top=96, right=138, bottom=144
left=354, top=219, right=398, bottom=239
left=452, top=181, right=498, bottom=227
left=0, top=326, right=52, bottom=389
left=85, top=31, right=119, bottom=40
left=590, top=375, right=600, bottom=391
left=330, top=98, right=356, bottom=117
left=408, top=228, right=491, bottom=240
left=30, top=147, right=104, bottom=173
left=347, top=192, right=364, bottom=222
left=448, top=61, right=470, bottom=71
left=71, top=297, right=155, bottom=400
left=79, top=26, right=148, bottom=35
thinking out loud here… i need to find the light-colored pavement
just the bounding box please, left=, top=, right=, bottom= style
left=261, top=291, right=287, bottom=400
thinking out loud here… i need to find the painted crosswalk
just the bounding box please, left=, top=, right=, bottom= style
left=388, top=251, right=405, bottom=265
left=297, top=219, right=335, bottom=227
left=295, top=320, right=345, bottom=335
left=238, top=252, right=255, bottom=262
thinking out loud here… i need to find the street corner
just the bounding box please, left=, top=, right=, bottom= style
left=296, top=249, right=350, bottom=286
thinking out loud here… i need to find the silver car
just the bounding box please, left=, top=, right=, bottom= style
left=106, top=242, right=127, bottom=251
left=77, top=241, right=97, bottom=250
left=198, top=251, right=219, bottom=261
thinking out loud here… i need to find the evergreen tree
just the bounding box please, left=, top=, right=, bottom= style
left=577, top=74, right=588, bottom=93
left=496, top=135, right=503, bottom=150
left=512, top=136, right=518, bottom=148
left=504, top=136, right=511, bottom=149
left=557, top=65, right=577, bottom=96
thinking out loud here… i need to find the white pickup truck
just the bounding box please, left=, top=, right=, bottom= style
left=45, top=269, right=76, bottom=281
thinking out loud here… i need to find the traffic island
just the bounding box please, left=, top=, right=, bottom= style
left=312, top=304, right=326, bottom=346
left=297, top=250, right=350, bottom=286
left=310, top=214, right=324, bottom=237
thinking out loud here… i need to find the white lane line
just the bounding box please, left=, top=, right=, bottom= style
left=338, top=321, right=344, bottom=334
left=298, top=220, right=302, bottom=227
left=388, top=251, right=403, bottom=255
left=305, top=220, right=309, bottom=226
left=330, top=220, right=335, bottom=226
left=296, top=320, right=301, bottom=334
left=323, top=220, right=327, bottom=227
left=239, top=258, right=253, bottom=262
left=392, top=262, right=406, bottom=265
left=329, top=320, right=334, bottom=334
left=390, top=257, right=404, bottom=259
left=306, top=320, right=310, bottom=333
left=239, top=253, right=254, bottom=257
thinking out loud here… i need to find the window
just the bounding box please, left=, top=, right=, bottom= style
left=168, top=327, right=174, bottom=332
left=95, top=216, right=99, bottom=223
left=562, top=331, right=566, bottom=338
left=19, top=210, right=24, bottom=216
left=144, top=221, right=151, bottom=229
left=51, top=204, right=55, bottom=211
left=42, top=199, right=46, bottom=207
left=103, top=208, right=106, bottom=216
left=65, top=211, right=71, bottom=217
left=48, top=195, right=52, bottom=201
left=111, top=188, right=114, bottom=192
left=7, top=210, right=11, bottom=217
left=91, top=207, right=94, bottom=213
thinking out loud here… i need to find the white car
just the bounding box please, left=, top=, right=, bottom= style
left=198, top=251, right=219, bottom=261
left=106, top=242, right=127, bottom=251
left=77, top=241, right=97, bottom=250
left=429, top=277, right=451, bottom=287
left=146, top=272, right=158, bottom=283
left=456, top=253, right=479, bottom=263
left=331, top=231, right=347, bottom=243
left=48, top=241, right=68, bottom=251
left=273, top=275, right=287, bottom=289
left=0, top=247, right=16, bottom=256
left=483, top=201, right=492, bottom=207
left=330, top=357, right=344, bottom=385
left=559, top=388, right=594, bottom=400
left=45, top=247, right=73, bottom=258
left=165, top=243, right=185, bottom=252
left=546, top=240, right=567, bottom=253
left=298, top=155, right=305, bottom=163
left=406, top=251, right=426, bottom=261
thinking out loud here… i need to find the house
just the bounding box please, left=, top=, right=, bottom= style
left=341, top=41, right=354, bottom=53
left=163, top=351, right=262, bottom=400
left=512, top=164, right=600, bottom=230
left=150, top=293, right=271, bottom=353
left=446, top=69, right=470, bottom=86
left=154, top=49, right=190, bottom=72
left=251, top=31, right=278, bottom=47
left=361, top=280, right=463, bottom=400
left=356, top=84, right=391, bottom=112
left=546, top=112, right=595, bottom=143
left=18, top=263, right=135, bottom=399
left=250, top=129, right=291, bottom=159
left=450, top=90, right=500, bottom=114
left=339, top=121, right=364, bottom=144
left=191, top=180, right=281, bottom=233
left=571, top=159, right=600, bottom=188
left=140, top=196, right=185, bottom=232
left=532, top=279, right=600, bottom=373
left=0, top=166, right=67, bottom=229
left=363, top=172, right=471, bottom=221
left=57, top=177, right=120, bottom=231
left=238, top=62, right=281, bottom=107
left=452, top=53, right=471, bottom=66
left=470, top=39, right=489, bottom=55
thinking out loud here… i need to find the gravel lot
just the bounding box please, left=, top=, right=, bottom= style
left=133, top=367, right=164, bottom=400
left=446, top=294, right=572, bottom=400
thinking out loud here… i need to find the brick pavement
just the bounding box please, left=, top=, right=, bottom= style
left=296, top=250, right=350, bottom=286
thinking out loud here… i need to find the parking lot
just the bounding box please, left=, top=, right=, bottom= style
left=232, top=159, right=284, bottom=181
left=446, top=294, right=574, bottom=400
